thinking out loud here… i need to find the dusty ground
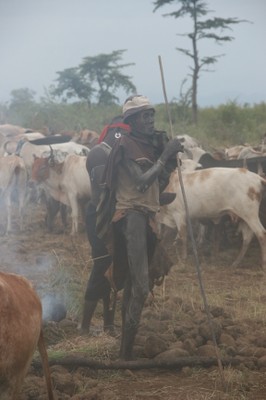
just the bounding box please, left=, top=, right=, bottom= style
left=1, top=202, right=266, bottom=400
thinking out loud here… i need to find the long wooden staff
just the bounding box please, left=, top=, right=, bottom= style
left=158, top=55, right=226, bottom=391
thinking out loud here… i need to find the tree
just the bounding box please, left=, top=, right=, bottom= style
left=8, top=88, right=38, bottom=127
left=153, top=0, right=247, bottom=124
left=9, top=88, right=36, bottom=108
left=50, top=67, right=94, bottom=105
left=79, top=50, right=136, bottom=105
left=51, top=50, right=136, bottom=105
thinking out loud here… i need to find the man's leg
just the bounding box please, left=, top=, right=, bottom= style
left=119, top=211, right=150, bottom=360
left=81, top=202, right=112, bottom=333
left=80, top=299, right=98, bottom=333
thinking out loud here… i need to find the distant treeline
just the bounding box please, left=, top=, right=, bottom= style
left=1, top=99, right=266, bottom=149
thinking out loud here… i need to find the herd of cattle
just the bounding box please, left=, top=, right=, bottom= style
left=0, top=123, right=265, bottom=263
left=0, top=123, right=266, bottom=399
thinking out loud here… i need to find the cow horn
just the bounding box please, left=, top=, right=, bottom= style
left=48, top=145, right=55, bottom=166
left=3, top=140, right=16, bottom=154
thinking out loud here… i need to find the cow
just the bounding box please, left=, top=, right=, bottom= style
left=30, top=152, right=91, bottom=234
left=0, top=131, right=46, bottom=157
left=14, top=138, right=90, bottom=171
left=0, top=124, right=30, bottom=137
left=237, top=146, right=266, bottom=160
left=181, top=146, right=266, bottom=176
left=177, top=134, right=201, bottom=149
left=236, top=147, right=266, bottom=176
left=224, top=144, right=250, bottom=159
left=180, top=146, right=206, bottom=163
left=0, top=271, right=54, bottom=400
left=71, top=128, right=99, bottom=148
left=0, top=154, right=27, bottom=234
left=158, top=167, right=266, bottom=269
left=4, top=138, right=90, bottom=232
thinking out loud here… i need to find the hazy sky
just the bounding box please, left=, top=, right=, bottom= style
left=1, top=0, right=265, bottom=107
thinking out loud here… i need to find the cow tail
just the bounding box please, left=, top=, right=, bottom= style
left=37, top=329, right=55, bottom=400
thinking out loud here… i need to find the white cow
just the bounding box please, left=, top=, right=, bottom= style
left=15, top=139, right=90, bottom=173
left=31, top=153, right=91, bottom=234
left=237, top=146, right=266, bottom=160
left=158, top=167, right=266, bottom=268
left=0, top=123, right=29, bottom=137
left=0, top=155, right=27, bottom=233
left=176, top=134, right=204, bottom=160
left=0, top=132, right=46, bottom=157
left=224, top=145, right=249, bottom=160
left=180, top=146, right=206, bottom=163
left=4, top=139, right=90, bottom=230
left=177, top=134, right=201, bottom=149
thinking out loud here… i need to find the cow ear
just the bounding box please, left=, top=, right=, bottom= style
left=159, top=192, right=176, bottom=206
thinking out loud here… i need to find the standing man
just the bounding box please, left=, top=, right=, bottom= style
left=96, top=95, right=183, bottom=359
left=80, top=116, right=131, bottom=335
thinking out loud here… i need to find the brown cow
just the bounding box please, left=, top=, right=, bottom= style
left=0, top=271, right=55, bottom=400
left=71, top=128, right=99, bottom=148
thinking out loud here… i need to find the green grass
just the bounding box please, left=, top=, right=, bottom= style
left=1, top=99, right=266, bottom=147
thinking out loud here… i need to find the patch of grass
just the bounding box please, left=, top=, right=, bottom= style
left=152, top=253, right=266, bottom=328
left=47, top=334, right=117, bottom=360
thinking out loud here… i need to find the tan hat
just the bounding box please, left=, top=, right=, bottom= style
left=123, top=95, right=155, bottom=122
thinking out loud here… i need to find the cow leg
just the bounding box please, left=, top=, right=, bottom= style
left=7, top=377, right=25, bottom=400
left=196, top=223, right=207, bottom=246
left=71, top=216, right=78, bottom=235
left=68, top=194, right=79, bottom=235
left=231, top=221, right=254, bottom=267
left=60, top=204, right=68, bottom=230
left=258, top=232, right=266, bottom=269
left=172, top=214, right=188, bottom=260
left=45, top=197, right=61, bottom=232
left=244, top=217, right=266, bottom=269
left=18, top=189, right=26, bottom=232
left=6, top=193, right=12, bottom=233
left=16, top=166, right=27, bottom=232
left=178, top=224, right=188, bottom=259
left=46, top=198, right=59, bottom=232
left=213, top=221, right=224, bottom=255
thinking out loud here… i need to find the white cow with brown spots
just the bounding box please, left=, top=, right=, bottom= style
left=0, top=271, right=54, bottom=400
left=158, top=167, right=266, bottom=268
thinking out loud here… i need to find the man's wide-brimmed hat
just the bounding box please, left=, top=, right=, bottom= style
left=123, top=95, right=155, bottom=122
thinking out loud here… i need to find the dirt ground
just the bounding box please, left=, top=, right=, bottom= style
left=1, top=202, right=266, bottom=400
